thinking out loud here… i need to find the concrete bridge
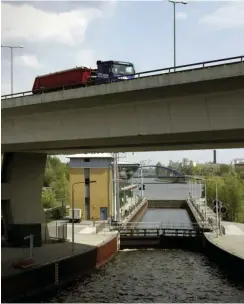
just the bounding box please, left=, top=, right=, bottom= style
left=1, top=56, right=244, bottom=246
left=2, top=55, right=244, bottom=154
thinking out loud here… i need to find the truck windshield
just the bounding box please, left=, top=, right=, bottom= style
left=112, top=64, right=135, bottom=75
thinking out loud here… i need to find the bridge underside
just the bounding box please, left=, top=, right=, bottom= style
left=2, top=129, right=244, bottom=154
left=2, top=87, right=244, bottom=154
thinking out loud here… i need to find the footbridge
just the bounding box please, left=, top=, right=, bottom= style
left=2, top=55, right=244, bottom=153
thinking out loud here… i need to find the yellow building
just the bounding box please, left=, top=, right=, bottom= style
left=68, top=154, right=114, bottom=220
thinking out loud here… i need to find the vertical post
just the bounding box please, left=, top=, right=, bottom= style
left=116, top=154, right=120, bottom=221
left=140, top=165, right=143, bottom=197
left=72, top=184, right=75, bottom=253
left=215, top=181, right=219, bottom=237
left=204, top=179, right=207, bottom=222
left=10, top=47, right=13, bottom=95
left=29, top=234, right=33, bottom=258
left=113, top=153, right=117, bottom=221
left=173, top=1, right=176, bottom=69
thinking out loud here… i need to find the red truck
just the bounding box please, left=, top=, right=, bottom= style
left=32, top=60, right=135, bottom=94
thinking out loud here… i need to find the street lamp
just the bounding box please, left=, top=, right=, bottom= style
left=168, top=0, right=187, bottom=68
left=140, top=165, right=144, bottom=197
left=71, top=180, right=96, bottom=254
left=1, top=45, right=24, bottom=94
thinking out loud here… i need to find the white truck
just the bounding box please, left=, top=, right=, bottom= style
left=69, top=208, right=82, bottom=223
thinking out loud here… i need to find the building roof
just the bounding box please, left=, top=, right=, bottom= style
left=68, top=153, right=113, bottom=159
left=118, top=161, right=140, bottom=167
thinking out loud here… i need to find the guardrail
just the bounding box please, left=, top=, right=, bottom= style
left=111, top=221, right=200, bottom=230
left=1, top=55, right=243, bottom=100
left=118, top=227, right=202, bottom=237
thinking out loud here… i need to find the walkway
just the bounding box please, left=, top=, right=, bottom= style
left=2, top=222, right=117, bottom=278
left=193, top=198, right=244, bottom=260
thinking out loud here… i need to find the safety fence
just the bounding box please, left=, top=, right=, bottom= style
left=43, top=221, right=68, bottom=244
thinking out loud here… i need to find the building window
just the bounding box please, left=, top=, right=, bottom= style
left=84, top=158, right=90, bottom=162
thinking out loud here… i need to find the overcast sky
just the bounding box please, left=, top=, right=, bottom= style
left=1, top=1, right=244, bottom=165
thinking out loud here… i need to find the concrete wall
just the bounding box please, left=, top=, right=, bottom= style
left=203, top=234, right=244, bottom=281
left=148, top=200, right=186, bottom=208
left=127, top=200, right=148, bottom=227
left=1, top=153, right=47, bottom=244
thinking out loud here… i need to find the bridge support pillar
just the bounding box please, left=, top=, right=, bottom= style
left=1, top=152, right=48, bottom=246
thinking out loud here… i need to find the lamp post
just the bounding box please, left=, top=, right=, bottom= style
left=71, top=180, right=96, bottom=254
left=204, top=179, right=207, bottom=222
left=1, top=45, right=24, bottom=94
left=168, top=0, right=187, bottom=68
left=140, top=165, right=144, bottom=198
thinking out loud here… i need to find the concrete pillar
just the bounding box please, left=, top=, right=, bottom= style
left=1, top=152, right=48, bottom=246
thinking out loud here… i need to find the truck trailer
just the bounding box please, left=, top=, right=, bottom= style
left=32, top=60, right=135, bottom=94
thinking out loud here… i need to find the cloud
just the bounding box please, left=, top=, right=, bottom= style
left=1, top=2, right=103, bottom=46
left=75, top=49, right=97, bottom=69
left=200, top=2, right=244, bottom=29
left=15, top=54, right=42, bottom=69
left=176, top=12, right=188, bottom=20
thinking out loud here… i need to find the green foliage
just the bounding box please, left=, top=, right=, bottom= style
left=125, top=168, right=133, bottom=180
left=43, top=156, right=69, bottom=208
left=206, top=173, right=244, bottom=222
left=42, top=188, right=57, bottom=209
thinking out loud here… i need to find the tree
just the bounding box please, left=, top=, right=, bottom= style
left=222, top=172, right=244, bottom=222
left=125, top=168, right=133, bottom=180
left=206, top=173, right=244, bottom=222
left=43, top=156, right=69, bottom=206
left=155, top=162, right=163, bottom=176
left=42, top=188, right=57, bottom=209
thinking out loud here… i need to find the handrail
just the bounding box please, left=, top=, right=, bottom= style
left=1, top=55, right=243, bottom=100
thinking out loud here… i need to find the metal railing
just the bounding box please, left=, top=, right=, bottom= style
left=111, top=221, right=200, bottom=230
left=118, top=226, right=202, bottom=237
left=43, top=221, right=67, bottom=243
left=1, top=55, right=243, bottom=100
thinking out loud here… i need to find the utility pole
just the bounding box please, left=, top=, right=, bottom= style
left=1, top=45, right=23, bottom=94
left=140, top=165, right=144, bottom=198
left=113, top=153, right=120, bottom=221
left=168, top=1, right=187, bottom=68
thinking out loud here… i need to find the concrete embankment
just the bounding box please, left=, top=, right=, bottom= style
left=203, top=233, right=244, bottom=281
left=124, top=199, right=148, bottom=228
left=1, top=233, right=119, bottom=302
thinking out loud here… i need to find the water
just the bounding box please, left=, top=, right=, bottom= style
left=132, top=178, right=202, bottom=200
left=41, top=249, right=244, bottom=303
left=138, top=208, right=193, bottom=228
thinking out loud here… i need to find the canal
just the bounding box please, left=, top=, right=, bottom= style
left=137, top=208, right=192, bottom=228
left=38, top=249, right=244, bottom=303
left=36, top=208, right=244, bottom=303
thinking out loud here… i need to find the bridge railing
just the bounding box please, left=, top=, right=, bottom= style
left=1, top=55, right=243, bottom=100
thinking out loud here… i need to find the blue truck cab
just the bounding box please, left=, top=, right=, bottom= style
left=96, top=60, right=135, bottom=84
